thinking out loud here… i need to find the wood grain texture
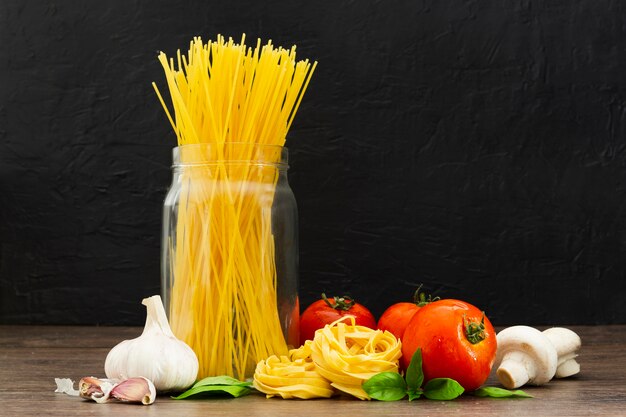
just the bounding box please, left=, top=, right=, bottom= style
left=0, top=325, right=624, bottom=416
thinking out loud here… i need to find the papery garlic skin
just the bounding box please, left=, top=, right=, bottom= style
left=54, top=378, right=80, bottom=396
left=105, top=295, right=199, bottom=392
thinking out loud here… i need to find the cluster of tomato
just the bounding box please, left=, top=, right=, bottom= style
left=299, top=288, right=497, bottom=391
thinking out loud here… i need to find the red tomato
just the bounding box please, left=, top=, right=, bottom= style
left=300, top=294, right=376, bottom=345
left=377, top=286, right=438, bottom=340
left=401, top=299, right=497, bottom=392
left=377, top=302, right=420, bottom=340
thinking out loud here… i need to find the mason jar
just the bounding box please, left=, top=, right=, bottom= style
left=161, top=143, right=299, bottom=379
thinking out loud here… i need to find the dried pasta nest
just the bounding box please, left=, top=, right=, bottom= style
left=253, top=316, right=402, bottom=400
left=310, top=316, right=402, bottom=399
left=253, top=342, right=334, bottom=399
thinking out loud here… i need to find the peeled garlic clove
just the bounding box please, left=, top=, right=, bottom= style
left=110, top=377, right=156, bottom=405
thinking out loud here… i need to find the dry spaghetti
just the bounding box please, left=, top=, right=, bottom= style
left=154, top=35, right=316, bottom=379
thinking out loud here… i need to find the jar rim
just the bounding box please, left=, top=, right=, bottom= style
left=172, top=142, right=289, bottom=169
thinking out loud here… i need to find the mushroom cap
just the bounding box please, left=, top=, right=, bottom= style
left=543, top=327, right=581, bottom=356
left=495, top=325, right=558, bottom=386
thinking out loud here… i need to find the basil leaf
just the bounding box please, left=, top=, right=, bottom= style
left=473, top=387, right=533, bottom=398
left=363, top=372, right=407, bottom=401
left=405, top=348, right=424, bottom=391
left=191, top=376, right=252, bottom=388
left=173, top=375, right=253, bottom=399
left=422, top=378, right=465, bottom=400
left=407, top=388, right=423, bottom=401
left=172, top=384, right=252, bottom=400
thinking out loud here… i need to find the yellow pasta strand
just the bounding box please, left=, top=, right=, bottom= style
left=154, top=35, right=316, bottom=379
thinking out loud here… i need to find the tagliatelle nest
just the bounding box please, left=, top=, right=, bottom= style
left=253, top=316, right=402, bottom=400
left=310, top=316, right=402, bottom=399
left=252, top=342, right=334, bottom=399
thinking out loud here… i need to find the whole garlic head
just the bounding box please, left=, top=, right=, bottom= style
left=105, top=295, right=199, bottom=392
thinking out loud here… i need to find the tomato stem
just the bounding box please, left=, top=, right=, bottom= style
left=412, top=284, right=440, bottom=307
left=321, top=293, right=356, bottom=311
left=464, top=312, right=487, bottom=344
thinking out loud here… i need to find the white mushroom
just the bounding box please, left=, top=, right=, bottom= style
left=543, top=327, right=581, bottom=378
left=495, top=326, right=558, bottom=389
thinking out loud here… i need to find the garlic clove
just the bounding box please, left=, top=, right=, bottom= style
left=110, top=377, right=156, bottom=405
left=78, top=377, right=116, bottom=403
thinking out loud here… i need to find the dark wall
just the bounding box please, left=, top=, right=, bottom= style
left=1, top=1, right=625, bottom=325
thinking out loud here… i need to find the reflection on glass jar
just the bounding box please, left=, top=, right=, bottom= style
left=161, top=143, right=299, bottom=379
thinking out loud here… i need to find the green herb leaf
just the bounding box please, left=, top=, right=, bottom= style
left=362, top=372, right=407, bottom=401
left=172, top=375, right=253, bottom=399
left=407, top=388, right=423, bottom=401
left=405, top=348, right=424, bottom=391
left=422, top=378, right=465, bottom=400
left=191, top=376, right=252, bottom=388
left=473, top=387, right=533, bottom=398
left=172, top=384, right=252, bottom=400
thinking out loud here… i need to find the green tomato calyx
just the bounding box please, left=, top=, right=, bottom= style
left=412, top=284, right=440, bottom=307
left=322, top=293, right=355, bottom=311
left=464, top=313, right=487, bottom=344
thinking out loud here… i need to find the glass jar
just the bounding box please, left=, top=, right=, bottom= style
left=161, top=143, right=299, bottom=380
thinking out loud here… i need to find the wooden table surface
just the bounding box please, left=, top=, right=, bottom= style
left=0, top=325, right=625, bottom=416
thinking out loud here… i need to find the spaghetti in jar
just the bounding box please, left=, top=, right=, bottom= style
left=154, top=35, right=315, bottom=379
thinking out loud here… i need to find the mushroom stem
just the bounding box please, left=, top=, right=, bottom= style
left=496, top=352, right=532, bottom=389
left=494, top=325, right=558, bottom=389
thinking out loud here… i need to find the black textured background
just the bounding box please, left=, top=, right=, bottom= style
left=1, top=1, right=625, bottom=325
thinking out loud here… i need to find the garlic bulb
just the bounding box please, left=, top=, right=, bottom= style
left=105, top=295, right=199, bottom=392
